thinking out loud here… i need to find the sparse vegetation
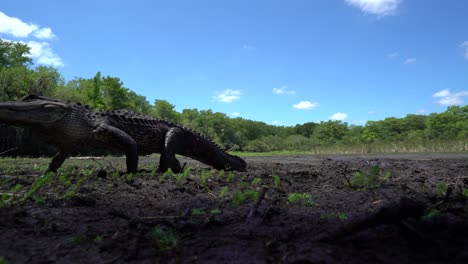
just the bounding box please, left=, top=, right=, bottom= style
left=349, top=165, right=391, bottom=191
left=152, top=226, right=177, bottom=251
left=232, top=190, right=259, bottom=206
left=251, top=177, right=261, bottom=187
left=272, top=175, right=282, bottom=188
left=287, top=192, right=318, bottom=207
left=338, top=213, right=348, bottom=220
left=436, top=181, right=448, bottom=197
left=219, top=186, right=228, bottom=198
left=425, top=209, right=441, bottom=219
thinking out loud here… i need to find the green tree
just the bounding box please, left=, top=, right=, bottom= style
left=312, top=120, right=349, bottom=144
left=153, top=99, right=181, bottom=123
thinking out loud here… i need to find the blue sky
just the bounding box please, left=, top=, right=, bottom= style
left=1, top=0, right=468, bottom=126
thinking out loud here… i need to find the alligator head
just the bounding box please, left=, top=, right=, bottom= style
left=0, top=94, right=70, bottom=126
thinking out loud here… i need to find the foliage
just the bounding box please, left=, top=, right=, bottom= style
left=219, top=186, right=228, bottom=198
left=152, top=226, right=177, bottom=251
left=232, top=190, right=259, bottom=206
left=350, top=166, right=389, bottom=191
left=425, top=209, right=441, bottom=219
left=338, top=213, right=349, bottom=220
left=287, top=192, right=318, bottom=207
left=436, top=181, right=448, bottom=197
left=272, top=175, right=281, bottom=188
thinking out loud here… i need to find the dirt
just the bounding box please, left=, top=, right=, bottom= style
left=0, top=153, right=467, bottom=264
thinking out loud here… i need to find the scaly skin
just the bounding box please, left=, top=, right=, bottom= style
left=0, top=95, right=247, bottom=173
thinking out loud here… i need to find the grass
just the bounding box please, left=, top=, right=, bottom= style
left=436, top=181, right=448, bottom=197
left=19, top=171, right=56, bottom=203
left=349, top=165, right=391, bottom=191
left=272, top=175, right=281, bottom=188
left=232, top=190, right=259, bottom=206
left=287, top=192, right=318, bottom=207
left=425, top=209, right=441, bottom=219
left=219, top=186, right=228, bottom=198
left=152, top=226, right=177, bottom=251
left=230, top=139, right=468, bottom=156
left=338, top=212, right=349, bottom=220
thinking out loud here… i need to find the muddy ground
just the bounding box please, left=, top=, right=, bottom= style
left=0, top=153, right=467, bottom=264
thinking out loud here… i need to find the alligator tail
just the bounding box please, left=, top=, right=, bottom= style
left=180, top=128, right=247, bottom=172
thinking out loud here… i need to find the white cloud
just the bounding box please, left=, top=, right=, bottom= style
left=433, top=89, right=468, bottom=106
left=345, top=0, right=401, bottom=16
left=461, top=41, right=468, bottom=60
left=273, top=86, right=296, bottom=95
left=368, top=110, right=376, bottom=115
left=404, top=58, right=417, bottom=64
left=26, top=41, right=64, bottom=67
left=230, top=112, right=240, bottom=117
left=213, top=89, right=242, bottom=103
left=0, top=11, right=38, bottom=38
left=387, top=52, right=398, bottom=58
left=33, top=27, right=56, bottom=40
left=0, top=11, right=62, bottom=67
left=293, top=101, right=319, bottom=110
left=272, top=120, right=282, bottom=125
left=330, top=112, right=348, bottom=121
left=0, top=11, right=56, bottom=40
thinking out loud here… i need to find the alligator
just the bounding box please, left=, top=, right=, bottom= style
left=0, top=95, right=247, bottom=173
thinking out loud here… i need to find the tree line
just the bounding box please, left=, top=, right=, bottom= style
left=1, top=39, right=467, bottom=154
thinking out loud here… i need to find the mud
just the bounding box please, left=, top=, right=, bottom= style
left=0, top=153, right=467, bottom=263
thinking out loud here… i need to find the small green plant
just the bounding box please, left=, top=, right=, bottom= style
left=272, top=175, right=281, bottom=188
left=425, top=208, right=441, bottom=219
left=350, top=165, right=388, bottom=191
left=0, top=183, right=22, bottom=207
left=199, top=170, right=213, bottom=190
left=383, top=171, right=392, bottom=182
left=210, top=208, right=221, bottom=214
left=62, top=168, right=94, bottom=199
left=463, top=188, right=468, bottom=198
left=227, top=172, right=235, bottom=183
left=239, top=182, right=248, bottom=189
left=287, top=192, right=318, bottom=207
left=251, top=177, right=261, bottom=187
left=20, top=171, right=56, bottom=203
left=232, top=190, right=259, bottom=206
left=436, top=181, right=448, bottom=197
left=160, top=168, right=175, bottom=182
left=175, top=166, right=191, bottom=185
left=217, top=170, right=225, bottom=180
left=191, top=208, right=207, bottom=216
left=93, top=235, right=104, bottom=243
left=0, top=256, right=8, bottom=264
left=152, top=226, right=177, bottom=251
left=338, top=213, right=348, bottom=220
left=219, top=186, right=228, bottom=198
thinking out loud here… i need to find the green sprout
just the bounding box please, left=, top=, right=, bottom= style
left=287, top=192, right=318, bottom=207
left=272, top=175, right=281, bottom=188
left=232, top=190, right=259, bottom=206
left=436, top=181, right=448, bottom=197
left=152, top=226, right=177, bottom=251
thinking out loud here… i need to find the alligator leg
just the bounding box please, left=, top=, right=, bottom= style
left=47, top=150, right=70, bottom=173
left=159, top=127, right=183, bottom=173
left=93, top=124, right=138, bottom=173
